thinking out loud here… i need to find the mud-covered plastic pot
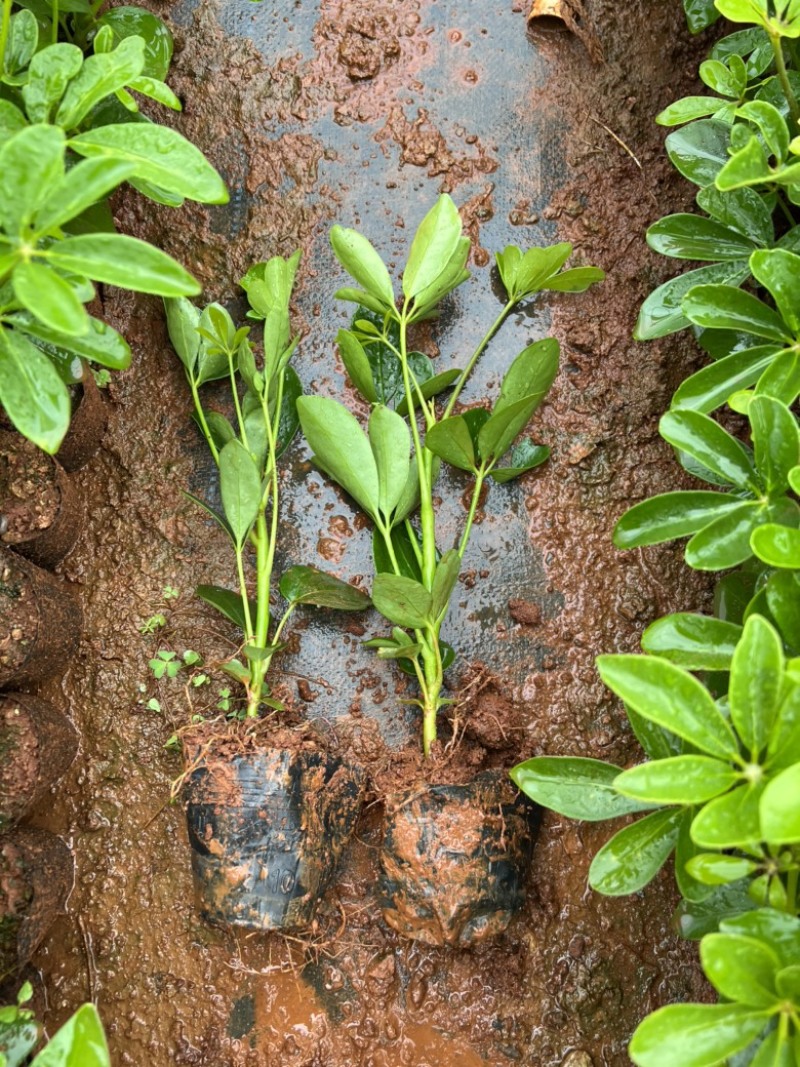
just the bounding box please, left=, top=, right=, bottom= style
left=0, top=548, right=83, bottom=691
left=185, top=748, right=365, bottom=931
left=0, top=828, right=74, bottom=977
left=0, top=694, right=79, bottom=832
left=379, top=770, right=539, bottom=947
left=57, top=368, right=108, bottom=472
left=0, top=432, right=82, bottom=568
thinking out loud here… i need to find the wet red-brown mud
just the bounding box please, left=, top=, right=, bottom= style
left=12, top=0, right=718, bottom=1063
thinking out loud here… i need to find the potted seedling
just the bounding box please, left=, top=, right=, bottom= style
left=298, top=194, right=604, bottom=945
left=165, top=254, right=371, bottom=932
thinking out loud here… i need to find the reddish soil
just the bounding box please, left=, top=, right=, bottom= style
left=13, top=0, right=717, bottom=1063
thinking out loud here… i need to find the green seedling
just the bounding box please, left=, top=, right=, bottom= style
left=139, top=613, right=167, bottom=634
left=166, top=255, right=371, bottom=719
left=163, top=585, right=179, bottom=600
left=298, top=194, right=603, bottom=755
left=0, top=984, right=109, bottom=1067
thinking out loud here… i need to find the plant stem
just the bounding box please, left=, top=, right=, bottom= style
left=229, top=349, right=248, bottom=449
left=420, top=632, right=443, bottom=757
left=189, top=377, right=219, bottom=464
left=0, top=0, right=12, bottom=78
left=51, top=0, right=58, bottom=45
left=786, top=867, right=798, bottom=915
left=443, top=299, right=515, bottom=419
left=399, top=312, right=436, bottom=588
left=770, top=28, right=800, bottom=133
left=458, top=467, right=487, bottom=558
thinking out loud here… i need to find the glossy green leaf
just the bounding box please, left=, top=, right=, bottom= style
left=430, top=549, right=460, bottom=620
left=672, top=345, right=781, bottom=413
left=629, top=1003, right=769, bottom=1067
left=721, top=910, right=800, bottom=969
left=409, top=236, right=470, bottom=317
left=674, top=808, right=711, bottom=903
left=372, top=524, right=422, bottom=582
left=30, top=1003, right=110, bottom=1067
left=0, top=124, right=65, bottom=236
left=749, top=1030, right=795, bottom=1067
left=127, top=74, right=181, bottom=110
left=97, top=7, right=173, bottom=79
left=756, top=349, right=800, bottom=406
left=425, top=416, right=476, bottom=472
left=12, top=262, right=88, bottom=337
left=682, top=286, right=791, bottom=343
left=369, top=404, right=411, bottom=520
left=56, top=37, right=145, bottom=130
left=35, top=158, right=136, bottom=235
left=614, top=755, right=738, bottom=805
left=489, top=439, right=550, bottom=483
left=0, top=100, right=26, bottom=148
left=597, top=654, right=739, bottom=759
left=21, top=44, right=83, bottom=123
left=697, top=186, right=773, bottom=245
left=675, top=881, right=758, bottom=940
left=685, top=501, right=764, bottom=570
left=542, top=265, right=604, bottom=292
left=752, top=523, right=800, bottom=568
left=495, top=338, right=560, bottom=412
left=69, top=124, right=228, bottom=205
left=44, top=234, right=199, bottom=296
left=626, top=705, right=682, bottom=760
left=646, top=215, right=757, bottom=261
left=395, top=368, right=461, bottom=417
left=11, top=313, right=131, bottom=370
left=509, top=756, right=655, bottom=821
left=657, top=96, right=730, bottom=126
left=683, top=0, right=721, bottom=33
left=330, top=225, right=395, bottom=310
left=641, top=613, right=742, bottom=670
left=164, top=297, right=200, bottom=374
left=685, top=853, right=759, bottom=885
left=479, top=394, right=544, bottom=464
left=775, top=965, right=800, bottom=1002
left=3, top=9, right=37, bottom=76
left=790, top=466, right=800, bottom=495
left=403, top=195, right=463, bottom=302
left=0, top=328, right=70, bottom=452
left=700, top=57, right=745, bottom=97
left=614, top=491, right=741, bottom=548
left=218, top=439, right=261, bottom=545
left=635, top=261, right=750, bottom=340
left=195, top=584, right=255, bottom=630
left=691, top=783, right=764, bottom=849
left=701, top=933, right=780, bottom=1007
left=738, top=101, right=790, bottom=162
left=659, top=409, right=757, bottom=489
left=665, top=120, right=731, bottom=186
left=730, top=615, right=784, bottom=755
left=750, top=395, right=800, bottom=496
left=716, top=134, right=771, bottom=189
left=371, top=572, right=432, bottom=629
left=766, top=571, right=800, bottom=650
left=278, top=566, right=370, bottom=611
left=588, top=808, right=683, bottom=896
left=337, top=329, right=376, bottom=402
left=298, top=396, right=380, bottom=519
left=751, top=248, right=800, bottom=335
left=760, top=763, right=800, bottom=843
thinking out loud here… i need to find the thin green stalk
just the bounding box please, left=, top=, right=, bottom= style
left=398, top=312, right=436, bottom=588
left=377, top=333, right=434, bottom=424
left=189, top=377, right=220, bottom=464
left=786, top=867, right=798, bottom=915
left=770, top=28, right=800, bottom=132
left=51, top=0, right=58, bottom=44
left=458, top=467, right=487, bottom=559
left=443, top=299, right=514, bottom=419
left=0, top=0, right=12, bottom=78
left=229, top=350, right=248, bottom=449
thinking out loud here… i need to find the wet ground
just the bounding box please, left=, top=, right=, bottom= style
left=20, top=1, right=716, bottom=1063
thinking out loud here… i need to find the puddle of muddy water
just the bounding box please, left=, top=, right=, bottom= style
left=13, top=1, right=717, bottom=1064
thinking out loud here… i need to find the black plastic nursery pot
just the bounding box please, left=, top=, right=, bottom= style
left=0, top=432, right=82, bottom=569
left=0, top=694, right=79, bottom=833
left=0, top=548, right=83, bottom=691
left=0, top=828, right=74, bottom=979
left=56, top=368, right=108, bottom=473
left=184, top=746, right=365, bottom=931
left=380, top=770, right=539, bottom=948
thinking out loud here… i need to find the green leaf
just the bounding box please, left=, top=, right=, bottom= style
left=56, top=37, right=145, bottom=130
left=730, top=615, right=784, bottom=755
left=626, top=705, right=682, bottom=760
left=697, top=186, right=773, bottom=245
left=11, top=313, right=131, bottom=370
left=278, top=565, right=370, bottom=611
left=394, top=367, right=461, bottom=417
left=691, top=783, right=764, bottom=849
left=675, top=808, right=711, bottom=903
left=408, top=236, right=470, bottom=317
left=0, top=124, right=65, bottom=235
left=635, top=261, right=750, bottom=340
left=700, top=57, right=745, bottom=97
left=35, top=157, right=136, bottom=235
left=164, top=297, right=200, bottom=375
left=613, top=491, right=741, bottom=548
left=0, top=328, right=70, bottom=452
left=659, top=409, right=757, bottom=490
left=716, top=135, right=771, bottom=190
left=495, top=338, right=560, bottom=412
left=676, top=881, right=758, bottom=940
left=684, top=0, right=721, bottom=33
left=750, top=395, right=800, bottom=496
left=371, top=572, right=432, bottom=629
left=682, top=286, right=792, bottom=344
left=702, top=933, right=780, bottom=1008
left=97, top=7, right=173, bottom=79
left=766, top=570, right=800, bottom=650
left=657, top=96, right=732, bottom=126
left=685, top=501, right=764, bottom=570
left=721, top=910, right=800, bottom=969
left=12, top=262, right=88, bottom=337
left=31, top=1003, right=110, bottom=1067
left=756, top=349, right=800, bottom=406
left=128, top=74, right=181, bottom=110
left=749, top=1031, right=795, bottom=1067
left=541, top=265, right=604, bottom=292
left=218, top=439, right=262, bottom=545
left=44, top=234, right=199, bottom=296
left=775, top=965, right=800, bottom=1002
left=665, top=119, right=732, bottom=186
left=760, top=763, right=800, bottom=843
left=330, top=225, right=394, bottom=310
left=195, top=584, right=255, bottom=630
left=739, top=101, right=791, bottom=162
left=403, top=195, right=463, bottom=302
left=646, top=214, right=757, bottom=261
left=615, top=756, right=738, bottom=805
left=751, top=523, right=800, bottom=568
left=3, top=9, right=38, bottom=77
left=641, top=613, right=742, bottom=670
left=479, top=394, right=544, bottom=464
left=337, top=329, right=376, bottom=402
left=629, top=1004, right=769, bottom=1067
left=430, top=549, right=460, bottom=619
left=672, top=345, right=781, bottom=414
left=751, top=248, right=800, bottom=335
left=22, top=43, right=83, bottom=124
left=685, top=853, right=760, bottom=885
left=597, top=655, right=739, bottom=760
left=588, top=808, right=683, bottom=896
left=297, top=396, right=380, bottom=519
left=509, top=756, right=656, bottom=821
left=69, top=124, right=228, bottom=205
left=489, top=439, right=550, bottom=483
left=0, top=100, right=26, bottom=148
left=369, top=404, right=412, bottom=520
left=764, top=674, right=800, bottom=770
left=425, top=415, right=477, bottom=472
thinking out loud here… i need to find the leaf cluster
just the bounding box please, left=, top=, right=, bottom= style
left=0, top=984, right=109, bottom=1067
